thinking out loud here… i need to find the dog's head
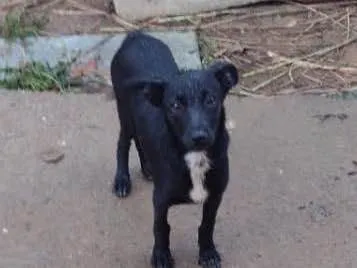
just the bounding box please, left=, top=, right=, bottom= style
left=128, top=61, right=238, bottom=151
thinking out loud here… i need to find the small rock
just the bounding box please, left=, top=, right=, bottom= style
left=40, top=147, right=65, bottom=164
left=2, top=228, right=8, bottom=234
left=58, top=140, right=67, bottom=147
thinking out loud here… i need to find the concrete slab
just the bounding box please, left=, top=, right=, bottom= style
left=112, top=0, right=266, bottom=21
left=0, top=31, right=201, bottom=72
left=0, top=91, right=357, bottom=267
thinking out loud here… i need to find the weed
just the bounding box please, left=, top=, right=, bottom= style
left=0, top=61, right=73, bottom=92
left=327, top=90, right=357, bottom=100
left=1, top=9, right=47, bottom=41
left=197, top=32, right=217, bottom=67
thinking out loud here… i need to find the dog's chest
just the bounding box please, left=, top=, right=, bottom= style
left=184, top=151, right=210, bottom=204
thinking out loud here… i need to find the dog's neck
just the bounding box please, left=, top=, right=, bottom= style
left=184, top=151, right=210, bottom=203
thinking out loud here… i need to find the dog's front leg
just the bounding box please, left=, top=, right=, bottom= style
left=151, top=190, right=174, bottom=268
left=198, top=193, right=223, bottom=268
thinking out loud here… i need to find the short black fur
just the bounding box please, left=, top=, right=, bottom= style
left=110, top=30, right=239, bottom=268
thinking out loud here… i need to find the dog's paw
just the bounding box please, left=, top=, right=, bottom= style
left=199, top=248, right=221, bottom=268
left=112, top=174, right=131, bottom=198
left=151, top=248, right=174, bottom=268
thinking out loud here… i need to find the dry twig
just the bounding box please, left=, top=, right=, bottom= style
left=99, top=27, right=128, bottom=33
left=52, top=9, right=103, bottom=16
left=229, top=88, right=269, bottom=98
left=110, top=14, right=140, bottom=30
left=346, top=7, right=351, bottom=40
left=66, top=0, right=139, bottom=29
left=302, top=71, right=322, bottom=85
left=66, top=0, right=106, bottom=15
left=248, top=70, right=288, bottom=92
left=200, top=1, right=356, bottom=29
left=270, top=52, right=357, bottom=73
left=244, top=35, right=357, bottom=78
left=148, top=0, right=357, bottom=27
left=331, top=71, right=348, bottom=85
left=301, top=12, right=342, bottom=34
left=34, top=0, right=63, bottom=11
left=285, top=0, right=356, bottom=34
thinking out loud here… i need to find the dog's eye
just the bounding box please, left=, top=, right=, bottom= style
left=205, top=95, right=217, bottom=106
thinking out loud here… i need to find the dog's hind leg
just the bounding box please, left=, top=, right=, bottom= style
left=113, top=128, right=132, bottom=198
left=113, top=99, right=133, bottom=198
left=134, top=137, right=153, bottom=180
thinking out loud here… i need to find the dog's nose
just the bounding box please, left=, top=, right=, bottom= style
left=192, top=131, right=210, bottom=148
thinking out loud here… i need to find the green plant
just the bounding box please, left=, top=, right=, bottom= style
left=197, top=32, right=217, bottom=67
left=327, top=89, right=357, bottom=100
left=0, top=61, right=73, bottom=92
left=1, top=9, right=47, bottom=41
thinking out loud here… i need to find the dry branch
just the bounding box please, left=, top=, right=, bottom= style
left=52, top=9, right=103, bottom=16
left=243, top=35, right=357, bottom=78
left=66, top=0, right=106, bottom=15
left=229, top=89, right=269, bottom=98
left=285, top=0, right=356, bottom=34
left=269, top=52, right=357, bottom=73
left=248, top=70, right=288, bottom=92
left=66, top=0, right=139, bottom=29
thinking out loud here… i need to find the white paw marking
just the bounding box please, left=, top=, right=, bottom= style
left=184, top=151, right=210, bottom=203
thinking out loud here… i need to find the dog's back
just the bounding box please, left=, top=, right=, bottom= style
left=110, top=31, right=179, bottom=98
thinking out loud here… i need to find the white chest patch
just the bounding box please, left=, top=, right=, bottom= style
left=184, top=151, right=210, bottom=203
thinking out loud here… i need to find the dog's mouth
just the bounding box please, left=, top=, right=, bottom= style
left=185, top=138, right=213, bottom=151
left=190, top=142, right=210, bottom=151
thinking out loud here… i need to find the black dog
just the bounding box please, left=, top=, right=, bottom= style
left=110, top=31, right=238, bottom=268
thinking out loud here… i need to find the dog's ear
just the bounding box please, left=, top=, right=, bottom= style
left=123, top=78, right=166, bottom=107
left=143, top=81, right=166, bottom=107
left=208, top=61, right=239, bottom=95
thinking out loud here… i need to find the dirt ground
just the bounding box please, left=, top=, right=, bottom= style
left=7, top=0, right=355, bottom=97
left=1, top=91, right=357, bottom=268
